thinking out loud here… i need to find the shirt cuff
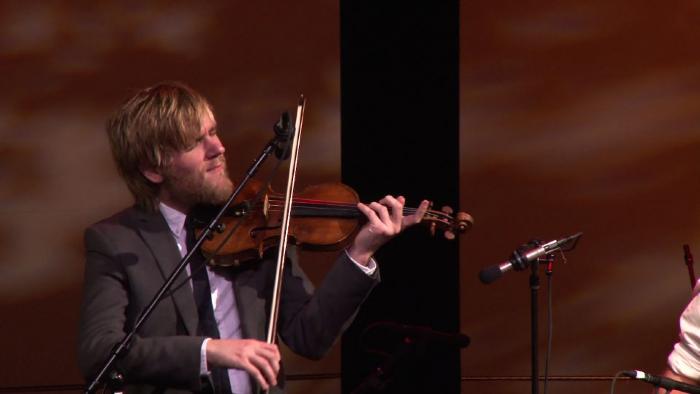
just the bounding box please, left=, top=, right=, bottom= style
left=345, top=249, right=377, bottom=275
left=200, top=338, right=211, bottom=376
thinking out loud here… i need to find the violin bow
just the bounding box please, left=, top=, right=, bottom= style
left=265, top=95, right=305, bottom=346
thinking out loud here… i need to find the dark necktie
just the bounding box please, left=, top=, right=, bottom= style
left=187, top=225, right=233, bottom=394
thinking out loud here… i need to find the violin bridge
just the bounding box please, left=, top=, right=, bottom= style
left=263, top=193, right=269, bottom=219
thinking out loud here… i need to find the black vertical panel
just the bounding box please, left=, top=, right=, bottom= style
left=340, top=2, right=461, bottom=393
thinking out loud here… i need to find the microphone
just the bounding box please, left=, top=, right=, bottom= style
left=479, top=232, right=582, bottom=284
left=623, top=370, right=700, bottom=393
left=273, top=111, right=294, bottom=160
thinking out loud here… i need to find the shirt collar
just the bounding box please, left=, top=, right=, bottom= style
left=159, top=201, right=187, bottom=238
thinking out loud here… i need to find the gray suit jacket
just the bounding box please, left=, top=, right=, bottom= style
left=78, top=206, right=379, bottom=393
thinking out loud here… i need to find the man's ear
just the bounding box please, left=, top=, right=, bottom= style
left=141, top=166, right=164, bottom=184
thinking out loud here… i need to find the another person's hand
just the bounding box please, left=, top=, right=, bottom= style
left=206, top=339, right=280, bottom=390
left=348, top=195, right=429, bottom=265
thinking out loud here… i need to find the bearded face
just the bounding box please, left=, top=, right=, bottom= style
left=152, top=110, right=234, bottom=212
left=161, top=154, right=234, bottom=208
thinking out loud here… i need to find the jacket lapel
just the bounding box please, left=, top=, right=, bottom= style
left=133, top=208, right=199, bottom=336
left=234, top=270, right=267, bottom=341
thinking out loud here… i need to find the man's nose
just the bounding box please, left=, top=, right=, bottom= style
left=205, top=135, right=225, bottom=157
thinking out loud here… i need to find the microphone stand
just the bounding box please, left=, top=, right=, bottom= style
left=530, top=257, right=540, bottom=394
left=85, top=135, right=286, bottom=394
left=484, top=233, right=581, bottom=394
left=530, top=252, right=561, bottom=394
left=530, top=253, right=562, bottom=394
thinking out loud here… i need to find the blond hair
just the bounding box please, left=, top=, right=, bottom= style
left=106, top=81, right=213, bottom=211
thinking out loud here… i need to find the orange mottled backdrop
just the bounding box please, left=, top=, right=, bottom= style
left=1, top=1, right=700, bottom=393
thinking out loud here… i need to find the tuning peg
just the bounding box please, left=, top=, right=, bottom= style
left=441, top=205, right=453, bottom=215
left=444, top=230, right=455, bottom=240
left=430, top=222, right=436, bottom=237
left=455, top=212, right=474, bottom=233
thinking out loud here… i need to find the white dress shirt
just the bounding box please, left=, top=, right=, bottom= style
left=159, top=202, right=376, bottom=393
left=668, top=282, right=700, bottom=381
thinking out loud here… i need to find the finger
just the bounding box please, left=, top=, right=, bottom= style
left=266, top=348, right=282, bottom=371
left=241, top=359, right=270, bottom=391
left=250, top=352, right=279, bottom=387
left=381, top=195, right=405, bottom=235
left=246, top=340, right=279, bottom=358
left=382, top=195, right=404, bottom=230
left=254, top=342, right=281, bottom=371
left=370, top=201, right=393, bottom=231
left=359, top=201, right=390, bottom=230
left=257, top=341, right=280, bottom=354
left=250, top=342, right=282, bottom=376
left=269, top=343, right=281, bottom=360
left=255, top=344, right=281, bottom=363
left=404, top=199, right=430, bottom=227
left=357, top=202, right=384, bottom=228
left=401, top=199, right=429, bottom=227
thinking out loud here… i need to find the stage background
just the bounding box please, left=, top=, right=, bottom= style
left=1, top=1, right=699, bottom=393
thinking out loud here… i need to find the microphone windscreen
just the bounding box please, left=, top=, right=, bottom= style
left=479, top=266, right=502, bottom=284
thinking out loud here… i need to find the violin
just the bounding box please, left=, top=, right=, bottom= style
left=192, top=179, right=473, bottom=267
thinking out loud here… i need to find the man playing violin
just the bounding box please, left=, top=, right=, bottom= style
left=77, top=81, right=429, bottom=394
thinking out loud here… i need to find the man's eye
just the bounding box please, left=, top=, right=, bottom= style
left=185, top=138, right=203, bottom=151
left=192, top=136, right=205, bottom=146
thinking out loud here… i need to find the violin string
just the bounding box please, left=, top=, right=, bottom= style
left=266, top=201, right=357, bottom=210
left=265, top=195, right=458, bottom=218
left=265, top=203, right=427, bottom=214
left=263, top=204, right=451, bottom=223
left=265, top=202, right=357, bottom=210
left=265, top=197, right=445, bottom=217
left=266, top=205, right=360, bottom=215
left=267, top=200, right=432, bottom=213
left=268, top=200, right=448, bottom=219
left=265, top=201, right=449, bottom=217
left=263, top=196, right=458, bottom=225
left=267, top=197, right=357, bottom=209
